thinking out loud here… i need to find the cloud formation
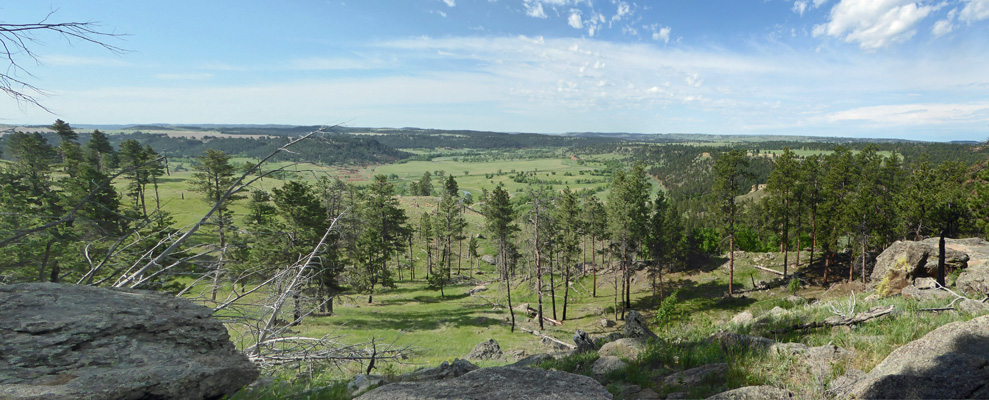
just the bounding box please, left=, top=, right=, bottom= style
left=814, top=0, right=935, bottom=49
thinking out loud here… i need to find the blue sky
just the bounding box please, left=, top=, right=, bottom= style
left=2, top=0, right=988, bottom=141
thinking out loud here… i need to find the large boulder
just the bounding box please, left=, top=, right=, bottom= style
left=623, top=310, right=658, bottom=340
left=836, top=314, right=989, bottom=399
left=870, top=239, right=970, bottom=295
left=598, top=338, right=647, bottom=360
left=663, top=363, right=727, bottom=387
left=955, top=238, right=989, bottom=295
left=0, top=282, right=258, bottom=400
left=705, top=385, right=795, bottom=400
left=466, top=338, right=503, bottom=360
left=357, top=366, right=613, bottom=399
left=400, top=358, right=479, bottom=381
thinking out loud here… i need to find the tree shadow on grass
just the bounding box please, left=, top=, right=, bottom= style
left=332, top=305, right=504, bottom=332
left=631, top=279, right=756, bottom=315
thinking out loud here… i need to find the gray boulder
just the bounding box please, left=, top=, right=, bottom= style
left=705, top=385, right=795, bottom=400
left=839, top=314, right=989, bottom=399
left=663, top=363, right=727, bottom=387
left=348, top=374, right=385, bottom=396
left=954, top=238, right=989, bottom=295
left=481, top=255, right=496, bottom=265
left=709, top=331, right=775, bottom=352
left=574, top=329, right=597, bottom=353
left=400, top=358, right=479, bottom=381
left=870, top=239, right=970, bottom=295
left=466, top=338, right=503, bottom=360
left=0, top=282, right=258, bottom=400
left=623, top=310, right=658, bottom=340
left=598, top=338, right=647, bottom=361
left=591, top=356, right=627, bottom=377
left=357, top=366, right=613, bottom=399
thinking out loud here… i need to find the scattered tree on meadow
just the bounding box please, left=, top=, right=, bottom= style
left=606, top=164, right=650, bottom=317
left=483, top=183, right=518, bottom=331
left=190, top=149, right=242, bottom=301
left=714, top=149, right=751, bottom=296
left=766, top=147, right=798, bottom=276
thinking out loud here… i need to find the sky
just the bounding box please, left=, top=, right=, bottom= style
left=2, top=0, right=989, bottom=142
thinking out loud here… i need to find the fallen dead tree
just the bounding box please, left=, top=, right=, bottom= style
left=772, top=305, right=896, bottom=334
left=519, top=326, right=576, bottom=350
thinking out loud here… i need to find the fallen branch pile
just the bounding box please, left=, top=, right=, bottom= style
left=772, top=305, right=896, bottom=334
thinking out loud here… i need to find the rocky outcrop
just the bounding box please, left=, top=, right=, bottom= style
left=870, top=239, right=971, bottom=295
left=574, top=329, right=597, bottom=353
left=623, top=310, right=658, bottom=340
left=834, top=314, right=989, bottom=399
left=466, top=338, right=503, bottom=360
left=401, top=358, right=479, bottom=381
left=357, top=366, right=613, bottom=399
left=955, top=238, right=989, bottom=296
left=705, top=385, right=795, bottom=400
left=663, top=363, right=727, bottom=387
left=598, top=338, right=647, bottom=361
left=591, top=356, right=627, bottom=377
left=0, top=282, right=258, bottom=400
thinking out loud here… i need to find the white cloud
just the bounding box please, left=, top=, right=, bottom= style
left=38, top=55, right=131, bottom=67
left=289, top=57, right=377, bottom=70
left=685, top=73, right=703, bottom=88
left=932, top=18, right=954, bottom=36
left=568, top=10, right=583, bottom=29
left=794, top=0, right=829, bottom=15
left=443, top=0, right=456, bottom=6
left=959, top=0, right=989, bottom=22
left=524, top=1, right=547, bottom=18
left=826, top=102, right=989, bottom=125
left=652, top=26, right=671, bottom=43
left=612, top=2, right=631, bottom=22
left=154, top=73, right=213, bottom=81
left=794, top=1, right=809, bottom=15
left=814, top=0, right=936, bottom=50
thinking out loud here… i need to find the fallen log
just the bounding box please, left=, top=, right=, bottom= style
left=754, top=265, right=785, bottom=276
left=519, top=327, right=576, bottom=350
left=772, top=305, right=895, bottom=334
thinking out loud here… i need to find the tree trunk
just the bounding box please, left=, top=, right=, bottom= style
left=562, top=258, right=570, bottom=321
left=729, top=232, right=735, bottom=297
left=937, top=230, right=947, bottom=286
left=591, top=235, right=597, bottom=297
left=549, top=251, right=557, bottom=320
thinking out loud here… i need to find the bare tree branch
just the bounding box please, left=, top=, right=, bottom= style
left=1, top=10, right=128, bottom=112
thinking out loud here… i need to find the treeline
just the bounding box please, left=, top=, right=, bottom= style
left=2, top=130, right=410, bottom=166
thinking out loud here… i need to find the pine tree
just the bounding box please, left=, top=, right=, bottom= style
left=606, top=164, right=650, bottom=316
left=714, top=149, right=751, bottom=296
left=483, top=183, right=518, bottom=331
left=190, top=149, right=241, bottom=301
left=766, top=147, right=798, bottom=276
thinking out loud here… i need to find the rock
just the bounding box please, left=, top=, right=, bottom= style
left=574, top=330, right=597, bottom=353
left=900, top=283, right=953, bottom=302
left=466, top=338, right=503, bottom=360
left=957, top=298, right=989, bottom=315
left=841, top=315, right=989, bottom=399
left=591, top=356, right=627, bottom=377
left=598, top=338, right=647, bottom=361
left=709, top=331, right=775, bottom=352
left=730, top=311, right=754, bottom=326
left=600, top=318, right=617, bottom=328
left=870, top=239, right=970, bottom=295
left=481, top=254, right=496, bottom=265
left=610, top=383, right=659, bottom=400
left=704, top=385, right=795, bottom=400
left=348, top=374, right=385, bottom=396
left=0, top=283, right=258, bottom=400
left=958, top=264, right=989, bottom=296
left=914, top=277, right=938, bottom=289
left=622, top=310, right=658, bottom=340
left=783, top=295, right=806, bottom=305
left=510, top=353, right=556, bottom=368
left=540, top=336, right=571, bottom=350
left=400, top=358, right=479, bottom=381
left=663, top=363, right=728, bottom=387
left=357, top=366, right=613, bottom=400
left=466, top=285, right=487, bottom=296
left=595, top=332, right=625, bottom=347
